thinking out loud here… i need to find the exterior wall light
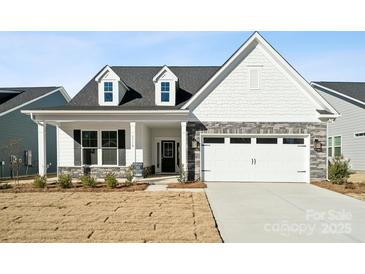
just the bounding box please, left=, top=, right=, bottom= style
left=314, top=139, right=322, bottom=152
left=191, top=138, right=200, bottom=150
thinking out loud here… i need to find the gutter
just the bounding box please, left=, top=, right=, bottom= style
left=21, top=109, right=190, bottom=115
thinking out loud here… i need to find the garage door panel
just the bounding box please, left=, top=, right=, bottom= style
left=202, top=142, right=254, bottom=181
left=202, top=136, right=309, bottom=183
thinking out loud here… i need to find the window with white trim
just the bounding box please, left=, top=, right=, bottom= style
left=333, top=136, right=342, bottom=157
left=328, top=137, right=332, bottom=157
left=328, top=136, right=342, bottom=157
left=249, top=68, right=260, bottom=89
left=102, top=131, right=118, bottom=165
left=104, top=82, right=113, bottom=102
left=161, top=82, right=170, bottom=102
left=82, top=131, right=98, bottom=165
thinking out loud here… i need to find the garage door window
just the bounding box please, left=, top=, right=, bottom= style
left=283, top=138, right=304, bottom=144
left=256, top=138, right=277, bottom=144
left=204, top=138, right=225, bottom=144
left=230, top=138, right=251, bottom=144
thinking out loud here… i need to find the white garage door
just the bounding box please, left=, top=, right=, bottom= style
left=202, top=136, right=309, bottom=183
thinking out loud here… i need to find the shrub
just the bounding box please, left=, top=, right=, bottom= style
left=80, top=175, right=97, bottom=188
left=105, top=172, right=118, bottom=188
left=328, top=156, right=351, bottom=185
left=177, top=165, right=187, bottom=184
left=0, top=183, right=12, bottom=189
left=124, top=166, right=134, bottom=186
left=57, top=174, right=73, bottom=188
left=33, top=175, right=47, bottom=188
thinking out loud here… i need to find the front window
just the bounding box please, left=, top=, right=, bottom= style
left=104, top=82, right=113, bottom=102
left=82, top=131, right=98, bottom=165
left=161, top=82, right=170, bottom=102
left=102, top=131, right=117, bottom=165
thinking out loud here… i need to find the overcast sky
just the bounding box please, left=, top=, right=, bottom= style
left=0, top=31, right=364, bottom=98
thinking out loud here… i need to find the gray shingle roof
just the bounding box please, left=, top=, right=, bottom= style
left=313, top=82, right=365, bottom=104
left=0, top=87, right=60, bottom=115
left=68, top=66, right=220, bottom=109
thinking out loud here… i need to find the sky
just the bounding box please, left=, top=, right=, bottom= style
left=0, top=31, right=364, bottom=98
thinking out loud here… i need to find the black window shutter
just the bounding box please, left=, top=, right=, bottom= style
left=73, top=129, right=81, bottom=166
left=118, top=130, right=126, bottom=166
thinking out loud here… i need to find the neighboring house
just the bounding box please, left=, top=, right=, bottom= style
left=312, top=82, right=365, bottom=171
left=0, top=87, right=70, bottom=178
left=23, top=32, right=339, bottom=183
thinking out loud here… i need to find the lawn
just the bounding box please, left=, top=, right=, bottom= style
left=0, top=192, right=221, bottom=243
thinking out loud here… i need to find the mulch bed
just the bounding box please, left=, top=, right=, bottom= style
left=0, top=182, right=149, bottom=193
left=167, top=182, right=207, bottom=189
left=312, top=181, right=365, bottom=194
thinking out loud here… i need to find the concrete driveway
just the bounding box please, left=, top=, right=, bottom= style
left=205, top=183, right=365, bottom=243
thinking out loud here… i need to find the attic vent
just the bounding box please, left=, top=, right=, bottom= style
left=249, top=68, right=260, bottom=89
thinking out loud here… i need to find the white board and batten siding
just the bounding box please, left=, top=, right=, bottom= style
left=317, top=91, right=365, bottom=171
left=192, top=44, right=320, bottom=123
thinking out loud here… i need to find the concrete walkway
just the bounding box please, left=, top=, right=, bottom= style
left=205, top=183, right=365, bottom=243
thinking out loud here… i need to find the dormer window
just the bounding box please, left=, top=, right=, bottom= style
left=95, top=65, right=129, bottom=106
left=161, top=82, right=170, bottom=102
left=152, top=66, right=178, bottom=106
left=104, top=82, right=113, bottom=102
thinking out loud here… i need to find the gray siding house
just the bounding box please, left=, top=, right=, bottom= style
left=312, top=82, right=365, bottom=171
left=0, top=87, right=70, bottom=178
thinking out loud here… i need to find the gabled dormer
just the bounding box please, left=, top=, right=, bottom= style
left=153, top=65, right=178, bottom=106
left=95, top=65, right=128, bottom=106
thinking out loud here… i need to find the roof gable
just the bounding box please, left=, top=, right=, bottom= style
left=182, top=32, right=338, bottom=117
left=152, top=65, right=178, bottom=82
left=0, top=87, right=70, bottom=117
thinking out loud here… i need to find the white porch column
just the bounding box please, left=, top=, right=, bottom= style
left=181, top=122, right=187, bottom=171
left=130, top=122, right=136, bottom=164
left=38, top=122, right=47, bottom=176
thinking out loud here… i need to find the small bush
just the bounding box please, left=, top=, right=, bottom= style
left=124, top=166, right=134, bottom=186
left=0, top=183, right=12, bottom=189
left=57, top=174, right=73, bottom=188
left=80, top=175, right=97, bottom=188
left=177, top=165, right=187, bottom=184
left=33, top=175, right=47, bottom=188
left=328, top=156, right=351, bottom=185
left=105, top=172, right=118, bottom=188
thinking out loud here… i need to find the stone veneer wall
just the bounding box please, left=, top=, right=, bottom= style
left=187, top=122, right=327, bottom=181
left=58, top=165, right=155, bottom=179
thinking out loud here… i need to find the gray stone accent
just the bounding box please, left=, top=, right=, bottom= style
left=187, top=122, right=327, bottom=181
left=59, top=165, right=155, bottom=179
left=58, top=166, right=127, bottom=179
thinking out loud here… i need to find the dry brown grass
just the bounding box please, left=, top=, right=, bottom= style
left=167, top=182, right=207, bottom=189
left=312, top=181, right=365, bottom=202
left=0, top=191, right=221, bottom=243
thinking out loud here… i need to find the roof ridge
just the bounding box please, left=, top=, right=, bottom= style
left=110, top=65, right=220, bottom=68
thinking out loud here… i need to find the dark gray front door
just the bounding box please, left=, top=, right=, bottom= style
left=161, top=140, right=175, bottom=172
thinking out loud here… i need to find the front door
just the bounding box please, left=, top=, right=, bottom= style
left=161, top=140, right=175, bottom=173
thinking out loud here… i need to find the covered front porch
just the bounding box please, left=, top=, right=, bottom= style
left=30, top=110, right=189, bottom=179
